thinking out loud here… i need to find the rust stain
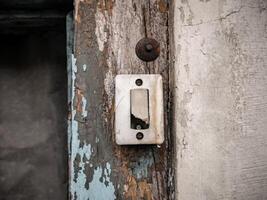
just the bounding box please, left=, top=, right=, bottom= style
left=74, top=0, right=83, bottom=23
left=138, top=181, right=153, bottom=200
left=75, top=88, right=83, bottom=113
left=125, top=176, right=153, bottom=200
left=98, top=0, right=114, bottom=15
left=158, top=0, right=168, bottom=13
left=75, top=0, right=94, bottom=23
left=113, top=148, right=155, bottom=199
left=125, top=176, right=138, bottom=200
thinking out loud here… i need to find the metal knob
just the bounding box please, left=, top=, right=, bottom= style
left=135, top=38, right=160, bottom=62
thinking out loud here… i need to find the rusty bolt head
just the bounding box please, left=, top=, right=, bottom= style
left=135, top=38, right=160, bottom=62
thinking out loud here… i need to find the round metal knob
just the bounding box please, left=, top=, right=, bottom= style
left=135, top=38, right=160, bottom=62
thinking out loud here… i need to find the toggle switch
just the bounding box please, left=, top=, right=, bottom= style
left=130, top=89, right=150, bottom=130
left=115, top=74, right=164, bottom=145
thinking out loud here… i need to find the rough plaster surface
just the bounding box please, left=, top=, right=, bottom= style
left=173, top=0, right=267, bottom=199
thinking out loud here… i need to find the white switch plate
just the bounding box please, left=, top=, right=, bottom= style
left=115, top=74, right=164, bottom=145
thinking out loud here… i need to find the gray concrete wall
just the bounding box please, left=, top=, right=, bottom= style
left=173, top=0, right=267, bottom=199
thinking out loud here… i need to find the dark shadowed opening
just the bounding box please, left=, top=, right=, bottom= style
left=0, top=1, right=72, bottom=199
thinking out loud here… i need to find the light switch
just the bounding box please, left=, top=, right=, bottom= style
left=115, top=74, right=164, bottom=145
left=130, top=89, right=150, bottom=130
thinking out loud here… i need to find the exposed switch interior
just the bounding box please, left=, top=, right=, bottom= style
left=130, top=89, right=150, bottom=130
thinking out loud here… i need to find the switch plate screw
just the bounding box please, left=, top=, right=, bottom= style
left=136, top=132, right=144, bottom=140
left=135, top=78, right=143, bottom=86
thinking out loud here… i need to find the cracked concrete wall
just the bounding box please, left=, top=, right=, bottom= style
left=172, top=0, right=267, bottom=199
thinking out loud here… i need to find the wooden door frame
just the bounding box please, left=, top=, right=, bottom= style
left=67, top=1, right=176, bottom=199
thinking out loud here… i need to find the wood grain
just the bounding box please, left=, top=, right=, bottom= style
left=69, top=0, right=175, bottom=199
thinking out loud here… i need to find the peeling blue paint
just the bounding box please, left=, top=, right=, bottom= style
left=69, top=54, right=115, bottom=200
left=70, top=54, right=93, bottom=199
left=71, top=133, right=92, bottom=200
left=87, top=163, right=116, bottom=200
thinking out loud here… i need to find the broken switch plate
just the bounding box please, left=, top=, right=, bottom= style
left=115, top=74, right=164, bottom=145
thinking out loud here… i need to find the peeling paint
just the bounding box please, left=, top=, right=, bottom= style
left=70, top=54, right=93, bottom=199
left=83, top=64, right=87, bottom=72
left=69, top=54, right=115, bottom=200
left=87, top=163, right=116, bottom=200
left=81, top=96, right=88, bottom=118
left=71, top=0, right=174, bottom=199
left=71, top=141, right=92, bottom=200
left=104, top=69, right=114, bottom=108
left=95, top=8, right=108, bottom=52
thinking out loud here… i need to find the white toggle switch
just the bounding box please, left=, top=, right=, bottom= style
left=115, top=74, right=164, bottom=145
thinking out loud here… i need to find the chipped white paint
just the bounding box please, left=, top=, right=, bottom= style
left=95, top=8, right=108, bottom=52
left=104, top=69, right=114, bottom=108
left=95, top=0, right=147, bottom=115
left=71, top=54, right=77, bottom=93
left=82, top=64, right=87, bottom=72
left=95, top=1, right=144, bottom=73
left=173, top=0, right=267, bottom=199
left=81, top=96, right=88, bottom=118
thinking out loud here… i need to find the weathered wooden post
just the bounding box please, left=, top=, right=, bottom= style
left=69, top=1, right=175, bottom=199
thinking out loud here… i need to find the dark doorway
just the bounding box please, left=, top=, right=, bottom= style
left=0, top=1, right=72, bottom=200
